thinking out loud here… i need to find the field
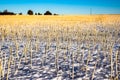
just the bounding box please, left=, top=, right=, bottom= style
left=0, top=15, right=120, bottom=80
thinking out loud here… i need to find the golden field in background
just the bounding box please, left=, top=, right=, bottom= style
left=0, top=15, right=120, bottom=38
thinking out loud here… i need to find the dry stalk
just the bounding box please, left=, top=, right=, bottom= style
left=7, top=47, right=12, bottom=80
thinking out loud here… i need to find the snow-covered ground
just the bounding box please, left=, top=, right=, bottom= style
left=0, top=34, right=120, bottom=80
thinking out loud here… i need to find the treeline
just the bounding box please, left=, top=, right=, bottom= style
left=0, top=9, right=59, bottom=15
left=0, top=10, right=16, bottom=15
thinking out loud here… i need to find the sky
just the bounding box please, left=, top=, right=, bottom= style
left=0, top=0, right=120, bottom=15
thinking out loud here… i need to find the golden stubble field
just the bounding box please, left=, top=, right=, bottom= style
left=0, top=15, right=120, bottom=80
left=0, top=15, right=120, bottom=37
